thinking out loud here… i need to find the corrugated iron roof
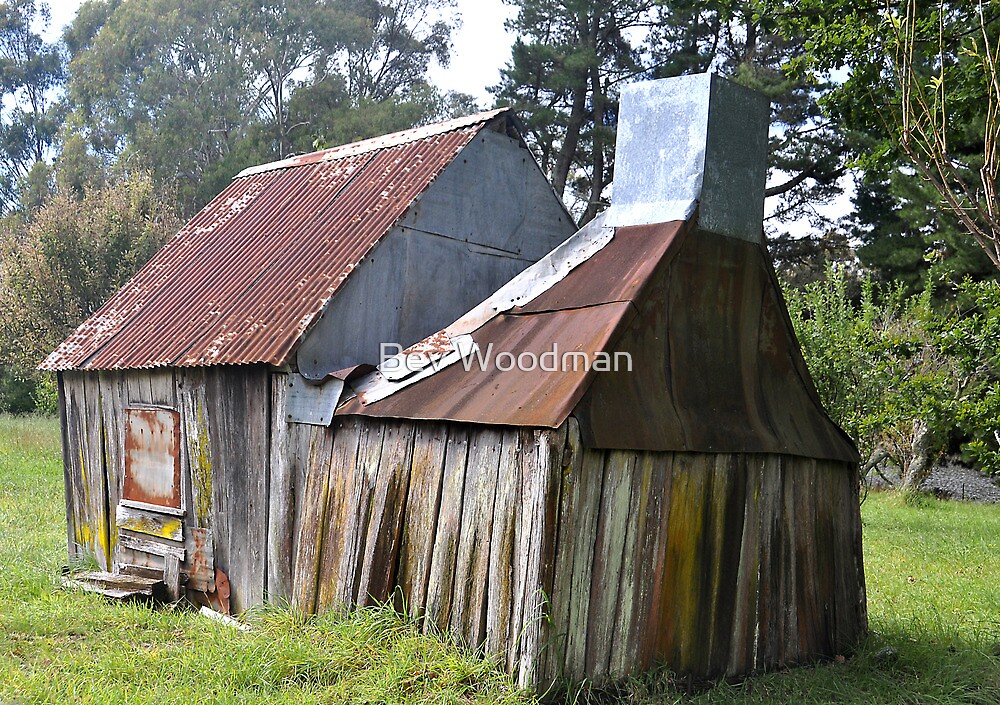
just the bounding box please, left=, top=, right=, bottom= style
left=338, top=220, right=860, bottom=462
left=42, top=109, right=511, bottom=371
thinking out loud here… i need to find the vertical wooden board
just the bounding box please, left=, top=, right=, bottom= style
left=335, top=420, right=384, bottom=607
left=562, top=447, right=607, bottom=680
left=204, top=367, right=270, bottom=613
left=809, top=461, right=839, bottom=652
left=584, top=448, right=636, bottom=680
left=608, top=450, right=644, bottom=679
left=727, top=455, right=765, bottom=676
left=357, top=421, right=416, bottom=607
left=244, top=370, right=272, bottom=611
left=612, top=450, right=662, bottom=678
left=448, top=427, right=502, bottom=646
left=176, top=369, right=208, bottom=586
left=60, top=373, right=84, bottom=561
left=147, top=369, right=176, bottom=407
left=292, top=424, right=336, bottom=613
left=424, top=426, right=469, bottom=633
left=655, top=453, right=712, bottom=674
left=397, top=423, right=448, bottom=619
left=287, top=419, right=315, bottom=571
left=97, top=371, right=127, bottom=561
left=541, top=418, right=584, bottom=681
left=57, top=375, right=76, bottom=559
left=266, top=373, right=292, bottom=602
left=64, top=373, right=111, bottom=571
left=778, top=455, right=799, bottom=665
left=505, top=429, right=533, bottom=672
left=792, top=459, right=824, bottom=659
left=635, top=451, right=673, bottom=670
left=485, top=428, right=522, bottom=658
left=704, top=453, right=746, bottom=675
left=753, top=454, right=785, bottom=669
left=515, top=425, right=565, bottom=690
left=177, top=369, right=213, bottom=530
left=315, top=419, right=361, bottom=612
left=82, top=373, right=112, bottom=570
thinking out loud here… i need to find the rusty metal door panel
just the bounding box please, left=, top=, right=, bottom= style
left=123, top=408, right=182, bottom=510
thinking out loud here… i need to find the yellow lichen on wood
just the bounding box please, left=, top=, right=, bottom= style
left=192, top=400, right=213, bottom=525
left=118, top=513, right=183, bottom=541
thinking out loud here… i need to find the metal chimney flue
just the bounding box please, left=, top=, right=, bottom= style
left=606, top=73, right=769, bottom=243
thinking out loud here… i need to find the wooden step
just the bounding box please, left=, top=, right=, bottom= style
left=62, top=571, right=165, bottom=600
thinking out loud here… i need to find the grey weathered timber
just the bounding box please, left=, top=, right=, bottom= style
left=485, top=428, right=522, bottom=657
left=118, top=532, right=186, bottom=561
left=423, top=427, right=469, bottom=632
left=266, top=373, right=293, bottom=601
left=397, top=423, right=449, bottom=619
left=292, top=423, right=336, bottom=613
left=356, top=421, right=415, bottom=606
left=295, top=128, right=575, bottom=379
left=449, top=427, right=502, bottom=645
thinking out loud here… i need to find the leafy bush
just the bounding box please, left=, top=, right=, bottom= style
left=0, top=171, right=180, bottom=413
left=784, top=270, right=1000, bottom=487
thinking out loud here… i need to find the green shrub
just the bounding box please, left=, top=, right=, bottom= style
left=784, top=270, right=1000, bottom=486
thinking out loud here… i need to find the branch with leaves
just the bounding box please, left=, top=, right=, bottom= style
left=886, top=0, right=1000, bottom=269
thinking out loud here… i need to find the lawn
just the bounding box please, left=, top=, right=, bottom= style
left=0, top=414, right=998, bottom=704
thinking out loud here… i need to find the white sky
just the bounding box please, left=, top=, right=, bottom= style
left=43, top=0, right=515, bottom=106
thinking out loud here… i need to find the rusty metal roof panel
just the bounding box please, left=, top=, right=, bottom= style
left=337, top=302, right=636, bottom=427
left=339, top=219, right=859, bottom=463
left=43, top=112, right=497, bottom=371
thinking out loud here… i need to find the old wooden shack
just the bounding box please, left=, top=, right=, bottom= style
left=43, top=109, right=575, bottom=612
left=291, top=74, right=867, bottom=686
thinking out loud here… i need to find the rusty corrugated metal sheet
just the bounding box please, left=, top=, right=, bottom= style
left=340, top=220, right=859, bottom=463
left=337, top=222, right=688, bottom=424
left=339, top=302, right=636, bottom=426
left=42, top=111, right=505, bottom=371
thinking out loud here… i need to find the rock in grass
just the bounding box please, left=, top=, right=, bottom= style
left=873, top=645, right=899, bottom=664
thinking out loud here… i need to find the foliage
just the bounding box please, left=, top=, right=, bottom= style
left=775, top=0, right=1000, bottom=271
left=0, top=170, right=180, bottom=410
left=0, top=0, right=64, bottom=214
left=847, top=168, right=997, bottom=295
left=64, top=0, right=462, bottom=216
left=492, top=0, right=656, bottom=222
left=492, top=0, right=853, bottom=229
left=784, top=269, right=1000, bottom=488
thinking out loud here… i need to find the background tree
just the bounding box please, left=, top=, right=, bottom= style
left=64, top=0, right=461, bottom=216
left=493, top=0, right=854, bottom=229
left=776, top=0, right=1000, bottom=276
left=0, top=0, right=64, bottom=214
left=0, top=169, right=180, bottom=410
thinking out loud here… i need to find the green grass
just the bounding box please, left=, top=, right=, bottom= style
left=0, top=415, right=998, bottom=704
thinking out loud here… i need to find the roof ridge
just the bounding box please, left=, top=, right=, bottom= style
left=235, top=107, right=511, bottom=179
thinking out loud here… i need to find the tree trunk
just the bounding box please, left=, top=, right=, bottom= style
left=901, top=418, right=934, bottom=491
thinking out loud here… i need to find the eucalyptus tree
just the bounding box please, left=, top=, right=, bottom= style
left=0, top=0, right=64, bottom=214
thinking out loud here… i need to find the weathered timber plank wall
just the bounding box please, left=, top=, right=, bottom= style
left=289, top=413, right=866, bottom=687
left=60, top=366, right=273, bottom=612
left=62, top=368, right=865, bottom=687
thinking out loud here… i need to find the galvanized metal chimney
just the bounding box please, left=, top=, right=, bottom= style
left=606, top=72, right=769, bottom=243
